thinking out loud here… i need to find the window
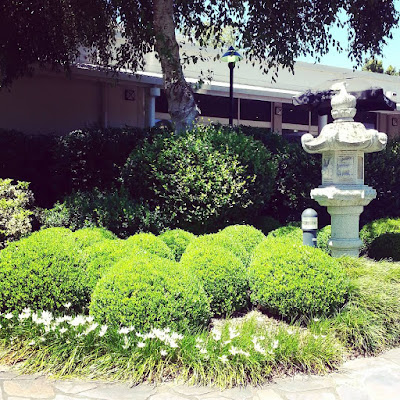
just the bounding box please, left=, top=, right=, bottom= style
left=195, top=93, right=238, bottom=119
left=282, top=103, right=309, bottom=125
left=240, top=99, right=271, bottom=122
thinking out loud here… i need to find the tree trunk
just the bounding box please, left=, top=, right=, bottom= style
left=153, top=0, right=199, bottom=132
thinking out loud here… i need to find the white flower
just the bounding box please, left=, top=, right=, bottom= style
left=229, top=346, right=239, bottom=356
left=99, top=325, right=108, bottom=337
left=28, top=340, right=35, bottom=346
left=321, top=334, right=327, bottom=338
left=171, top=332, right=183, bottom=341
left=40, top=336, right=46, bottom=342
left=313, top=318, right=320, bottom=322
left=222, top=340, right=232, bottom=346
left=239, top=350, right=250, bottom=357
left=69, top=315, right=86, bottom=327
left=229, top=326, right=240, bottom=340
left=169, top=341, right=179, bottom=348
left=4, top=313, right=13, bottom=320
left=84, top=323, right=98, bottom=335
left=123, top=336, right=130, bottom=350
left=63, top=302, right=71, bottom=309
left=254, top=342, right=266, bottom=355
left=196, top=337, right=204, bottom=343
left=313, top=334, right=320, bottom=339
left=272, top=340, right=279, bottom=349
left=137, top=341, right=146, bottom=348
left=287, top=329, right=294, bottom=335
left=85, top=316, right=94, bottom=324
left=18, top=308, right=31, bottom=321
left=211, top=328, right=221, bottom=341
left=118, top=327, right=130, bottom=335
left=160, top=349, right=168, bottom=356
left=219, top=355, right=228, bottom=363
left=59, top=327, right=68, bottom=334
left=199, top=348, right=207, bottom=354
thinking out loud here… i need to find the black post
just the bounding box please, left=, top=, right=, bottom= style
left=228, top=62, right=235, bottom=126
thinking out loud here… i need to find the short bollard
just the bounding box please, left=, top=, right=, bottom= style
left=301, top=208, right=318, bottom=247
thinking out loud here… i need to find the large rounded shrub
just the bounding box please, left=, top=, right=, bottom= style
left=267, top=224, right=303, bottom=242
left=368, top=233, right=400, bottom=261
left=0, top=228, right=91, bottom=313
left=360, top=218, right=400, bottom=255
left=121, top=124, right=277, bottom=233
left=219, top=225, right=266, bottom=264
left=126, top=232, right=174, bottom=260
left=249, top=238, right=350, bottom=319
left=184, top=233, right=248, bottom=265
left=73, top=227, right=116, bottom=247
left=90, top=255, right=211, bottom=332
left=180, top=244, right=248, bottom=317
left=83, top=239, right=143, bottom=290
left=159, top=229, right=196, bottom=261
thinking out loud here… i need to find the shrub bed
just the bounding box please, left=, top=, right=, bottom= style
left=249, top=238, right=350, bottom=319
left=180, top=244, right=248, bottom=317
left=368, top=233, right=400, bottom=261
left=73, top=227, right=116, bottom=247
left=90, top=255, right=211, bottom=332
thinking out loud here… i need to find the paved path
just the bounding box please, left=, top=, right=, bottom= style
left=1, top=347, right=400, bottom=400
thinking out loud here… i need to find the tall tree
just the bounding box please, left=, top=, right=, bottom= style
left=362, top=57, right=398, bottom=76
left=1, top=0, right=398, bottom=131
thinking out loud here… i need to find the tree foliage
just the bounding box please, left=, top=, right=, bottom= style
left=362, top=57, right=399, bottom=76
left=1, top=0, right=398, bottom=128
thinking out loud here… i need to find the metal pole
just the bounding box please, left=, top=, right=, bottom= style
left=229, top=62, right=235, bottom=126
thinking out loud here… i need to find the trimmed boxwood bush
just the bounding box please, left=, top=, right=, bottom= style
left=317, top=225, right=331, bottom=254
left=360, top=218, right=400, bottom=255
left=180, top=244, right=248, bottom=317
left=121, top=124, right=277, bottom=234
left=126, top=233, right=174, bottom=260
left=249, top=238, right=350, bottom=319
left=184, top=233, right=248, bottom=266
left=159, top=229, right=196, bottom=261
left=219, top=225, right=266, bottom=265
left=83, top=239, right=143, bottom=290
left=368, top=233, right=400, bottom=261
left=73, top=227, right=116, bottom=247
left=0, top=228, right=91, bottom=313
left=90, top=255, right=211, bottom=332
left=267, top=224, right=303, bottom=242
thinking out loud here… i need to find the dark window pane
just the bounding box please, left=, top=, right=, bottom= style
left=283, top=103, right=309, bottom=125
left=240, top=99, right=271, bottom=122
left=155, top=90, right=168, bottom=113
left=354, top=111, right=377, bottom=129
left=195, top=94, right=238, bottom=119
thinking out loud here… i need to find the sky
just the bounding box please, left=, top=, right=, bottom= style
left=296, top=3, right=400, bottom=70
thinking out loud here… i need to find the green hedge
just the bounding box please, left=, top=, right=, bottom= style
left=0, top=228, right=90, bottom=313
left=317, top=225, right=331, bottom=254
left=159, top=229, right=196, bottom=261
left=73, top=227, right=116, bottom=247
left=368, top=233, right=400, bottom=261
left=360, top=218, right=400, bottom=255
left=122, top=124, right=277, bottom=233
left=249, top=238, right=350, bottom=319
left=180, top=244, right=248, bottom=316
left=90, top=255, right=211, bottom=332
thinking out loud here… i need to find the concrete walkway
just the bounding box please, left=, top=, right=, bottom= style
left=1, top=347, right=400, bottom=400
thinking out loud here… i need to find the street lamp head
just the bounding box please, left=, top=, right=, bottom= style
left=221, top=46, right=243, bottom=63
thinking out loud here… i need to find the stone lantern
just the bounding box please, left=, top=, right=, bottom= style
left=301, top=82, right=387, bottom=257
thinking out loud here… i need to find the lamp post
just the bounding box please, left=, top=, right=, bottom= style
left=221, top=46, right=243, bottom=126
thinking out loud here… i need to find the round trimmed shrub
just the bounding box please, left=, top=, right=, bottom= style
left=219, top=225, right=266, bottom=264
left=368, top=233, right=400, bottom=261
left=317, top=225, right=331, bottom=254
left=184, top=233, right=248, bottom=265
left=267, top=224, right=303, bottom=243
left=360, top=218, right=400, bottom=255
left=159, top=229, right=196, bottom=261
left=0, top=228, right=91, bottom=313
left=126, top=232, right=174, bottom=260
left=121, top=124, right=277, bottom=234
left=90, top=255, right=211, bottom=332
left=249, top=238, right=350, bottom=319
left=253, top=216, right=281, bottom=235
left=180, top=244, right=248, bottom=317
left=73, top=227, right=116, bottom=247
left=83, top=239, right=144, bottom=290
